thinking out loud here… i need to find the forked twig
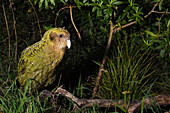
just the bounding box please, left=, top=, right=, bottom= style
left=55, top=6, right=70, bottom=27
left=113, top=2, right=161, bottom=33
left=144, top=2, right=159, bottom=18
left=55, top=6, right=77, bottom=27
left=55, top=6, right=81, bottom=40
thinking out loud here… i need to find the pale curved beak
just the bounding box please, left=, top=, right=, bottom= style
left=66, top=37, right=71, bottom=49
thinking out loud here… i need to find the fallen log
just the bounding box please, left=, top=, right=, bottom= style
left=54, top=87, right=170, bottom=113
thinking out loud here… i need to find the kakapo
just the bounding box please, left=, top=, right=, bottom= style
left=16, top=28, right=71, bottom=90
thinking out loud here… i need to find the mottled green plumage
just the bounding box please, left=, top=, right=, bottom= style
left=16, top=28, right=71, bottom=90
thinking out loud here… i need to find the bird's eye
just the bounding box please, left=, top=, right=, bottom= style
left=58, top=34, right=63, bottom=38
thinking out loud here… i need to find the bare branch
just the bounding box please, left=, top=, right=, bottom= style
left=153, top=11, right=170, bottom=14
left=55, top=6, right=71, bottom=27
left=70, top=6, right=81, bottom=40
left=2, top=4, right=11, bottom=72
left=55, top=87, right=170, bottom=113
left=54, top=6, right=81, bottom=40
left=113, top=2, right=161, bottom=33
left=92, top=21, right=113, bottom=97
left=2, top=5, right=10, bottom=59
left=144, top=2, right=159, bottom=18
left=55, top=6, right=76, bottom=27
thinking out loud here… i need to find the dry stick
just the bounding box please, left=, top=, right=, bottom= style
left=10, top=2, right=18, bottom=61
left=158, top=13, right=165, bottom=36
left=55, top=87, right=170, bottom=113
left=55, top=6, right=70, bottom=27
left=153, top=10, right=170, bottom=14
left=144, top=2, right=159, bottom=18
left=28, top=0, right=42, bottom=38
left=2, top=5, right=10, bottom=58
left=92, top=2, right=160, bottom=97
left=55, top=6, right=77, bottom=27
left=54, top=6, right=81, bottom=40
left=70, top=6, right=82, bottom=40
left=92, top=21, right=113, bottom=97
left=2, top=5, right=11, bottom=72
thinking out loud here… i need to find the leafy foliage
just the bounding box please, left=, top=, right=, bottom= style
left=143, top=18, right=170, bottom=60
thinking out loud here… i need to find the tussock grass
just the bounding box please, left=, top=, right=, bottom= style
left=97, top=38, right=156, bottom=100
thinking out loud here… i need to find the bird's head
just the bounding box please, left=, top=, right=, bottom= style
left=43, top=28, right=71, bottom=51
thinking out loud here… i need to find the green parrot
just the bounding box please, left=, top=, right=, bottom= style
left=16, top=28, right=71, bottom=90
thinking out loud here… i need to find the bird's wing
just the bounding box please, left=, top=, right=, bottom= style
left=17, top=42, right=42, bottom=85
